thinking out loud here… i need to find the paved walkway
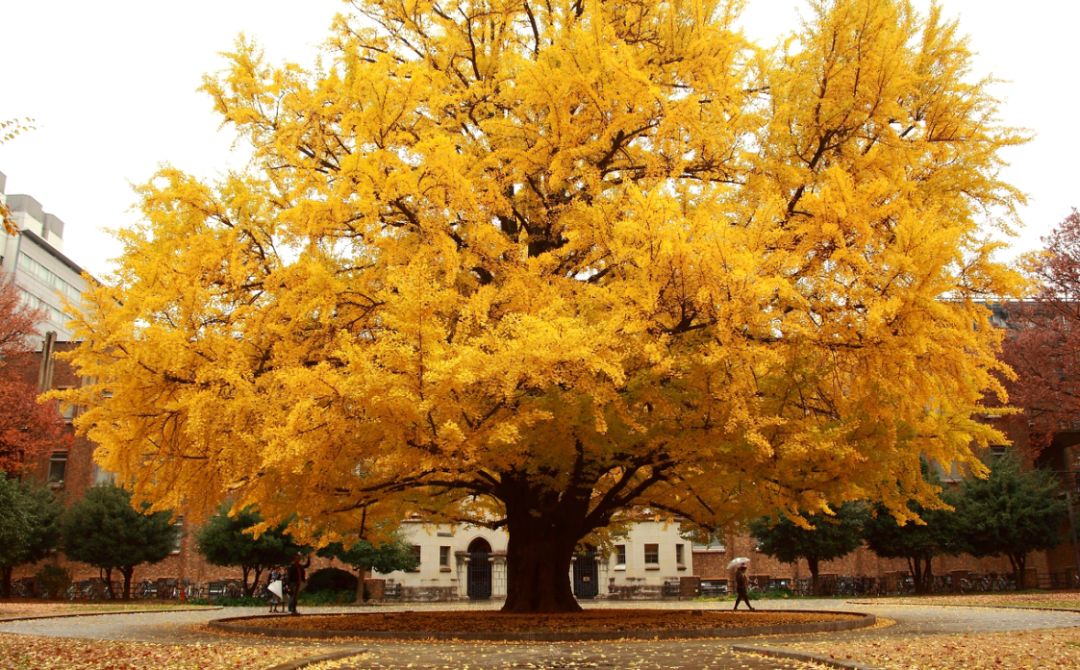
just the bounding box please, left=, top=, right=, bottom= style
left=1, top=599, right=1078, bottom=669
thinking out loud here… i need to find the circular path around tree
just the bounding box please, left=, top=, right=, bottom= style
left=211, top=607, right=873, bottom=641
left=2, top=599, right=1079, bottom=669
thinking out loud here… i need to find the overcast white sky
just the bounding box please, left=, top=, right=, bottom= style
left=1, top=0, right=1076, bottom=279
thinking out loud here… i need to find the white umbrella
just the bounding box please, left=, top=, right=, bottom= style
left=268, top=580, right=284, bottom=599
left=727, top=557, right=750, bottom=570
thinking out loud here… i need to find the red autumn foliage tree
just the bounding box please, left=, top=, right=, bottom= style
left=1003, top=210, right=1080, bottom=453
left=0, top=277, right=69, bottom=475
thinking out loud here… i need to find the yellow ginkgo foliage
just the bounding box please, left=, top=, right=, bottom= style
left=58, top=0, right=1025, bottom=612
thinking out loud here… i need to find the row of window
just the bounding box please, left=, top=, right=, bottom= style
left=405, top=543, right=687, bottom=570
left=614, top=542, right=686, bottom=567
left=407, top=544, right=452, bottom=570
left=19, top=289, right=68, bottom=329
left=48, top=452, right=116, bottom=487
left=17, top=251, right=82, bottom=301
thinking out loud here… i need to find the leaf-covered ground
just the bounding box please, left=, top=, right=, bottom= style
left=248, top=609, right=855, bottom=636
left=0, top=633, right=335, bottom=670
left=789, top=627, right=1080, bottom=669
left=3, top=596, right=1078, bottom=669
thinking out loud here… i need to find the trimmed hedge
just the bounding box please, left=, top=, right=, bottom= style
left=306, top=567, right=358, bottom=593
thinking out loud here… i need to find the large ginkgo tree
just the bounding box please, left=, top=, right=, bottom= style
left=60, top=0, right=1024, bottom=611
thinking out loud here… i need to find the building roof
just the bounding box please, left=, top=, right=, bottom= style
left=19, top=227, right=93, bottom=281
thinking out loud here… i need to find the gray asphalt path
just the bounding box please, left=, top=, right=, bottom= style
left=1, top=599, right=1078, bottom=669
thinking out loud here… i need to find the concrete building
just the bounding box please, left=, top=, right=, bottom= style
left=0, top=170, right=90, bottom=340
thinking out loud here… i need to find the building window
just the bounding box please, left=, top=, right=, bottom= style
left=48, top=451, right=67, bottom=486
left=644, top=543, right=659, bottom=565
left=614, top=544, right=626, bottom=566
left=57, top=388, right=76, bottom=422
left=92, top=464, right=115, bottom=486
left=17, top=289, right=66, bottom=329
left=172, top=517, right=184, bottom=554
left=17, top=251, right=82, bottom=301
left=60, top=402, right=76, bottom=422
left=409, top=545, right=422, bottom=571
left=439, top=545, right=451, bottom=568
left=692, top=529, right=726, bottom=553
left=675, top=543, right=685, bottom=566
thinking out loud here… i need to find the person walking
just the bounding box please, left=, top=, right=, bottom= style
left=286, top=554, right=309, bottom=615
left=733, top=564, right=754, bottom=611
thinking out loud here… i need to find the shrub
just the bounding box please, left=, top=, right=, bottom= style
left=305, top=567, right=358, bottom=593
left=35, top=565, right=71, bottom=599
left=298, top=589, right=355, bottom=605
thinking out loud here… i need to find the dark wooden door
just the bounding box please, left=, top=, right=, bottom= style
left=573, top=550, right=598, bottom=599
left=467, top=538, right=492, bottom=600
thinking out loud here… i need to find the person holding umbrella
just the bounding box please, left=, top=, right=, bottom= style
left=728, top=557, right=754, bottom=611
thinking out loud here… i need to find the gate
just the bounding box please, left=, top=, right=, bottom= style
left=467, top=538, right=492, bottom=600
left=573, top=550, right=599, bottom=599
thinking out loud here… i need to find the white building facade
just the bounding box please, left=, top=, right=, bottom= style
left=0, top=171, right=90, bottom=340
left=377, top=519, right=694, bottom=601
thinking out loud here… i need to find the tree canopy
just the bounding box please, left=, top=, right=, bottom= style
left=60, top=485, right=178, bottom=599
left=863, top=490, right=961, bottom=594
left=1002, top=210, right=1080, bottom=453
left=196, top=503, right=308, bottom=596
left=749, top=503, right=866, bottom=593
left=61, top=0, right=1024, bottom=611
left=318, top=536, right=418, bottom=602
left=952, top=452, right=1067, bottom=586
left=0, top=474, right=62, bottom=597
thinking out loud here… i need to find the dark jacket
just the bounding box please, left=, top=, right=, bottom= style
left=287, top=562, right=306, bottom=585
left=736, top=570, right=749, bottom=594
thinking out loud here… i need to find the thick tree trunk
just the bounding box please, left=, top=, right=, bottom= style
left=502, top=528, right=581, bottom=612
left=0, top=566, right=11, bottom=598
left=500, top=489, right=586, bottom=613
left=494, top=446, right=651, bottom=612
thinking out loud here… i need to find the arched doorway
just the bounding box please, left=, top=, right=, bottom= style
left=467, top=538, right=492, bottom=600
left=573, top=547, right=599, bottom=599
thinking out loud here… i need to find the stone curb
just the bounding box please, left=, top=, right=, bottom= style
left=209, top=610, right=876, bottom=642
left=0, top=605, right=222, bottom=623
left=732, top=644, right=882, bottom=670
left=847, top=599, right=1080, bottom=614
left=266, top=648, right=368, bottom=670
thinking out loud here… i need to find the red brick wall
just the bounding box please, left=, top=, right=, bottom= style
left=694, top=528, right=1023, bottom=584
